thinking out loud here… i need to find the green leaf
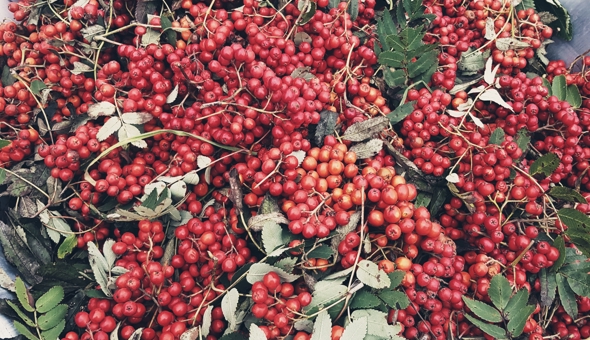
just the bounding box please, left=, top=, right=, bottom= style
left=386, top=35, right=405, bottom=52
left=533, top=0, right=572, bottom=40
left=504, top=289, right=529, bottom=320
left=558, top=208, right=590, bottom=258
left=15, top=277, right=34, bottom=312
left=464, top=314, right=506, bottom=339
left=300, top=1, right=317, bottom=25
left=507, top=304, right=534, bottom=337
left=36, top=286, right=64, bottom=313
left=563, top=272, right=590, bottom=297
left=516, top=0, right=535, bottom=11
left=328, top=0, right=340, bottom=8
left=542, top=77, right=553, bottom=97
left=356, top=260, right=391, bottom=289
left=388, top=271, right=406, bottom=289
left=566, top=84, right=582, bottom=108
left=488, top=275, right=511, bottom=311
left=387, top=101, right=415, bottom=125
left=13, top=320, right=39, bottom=340
left=462, top=296, right=502, bottom=323
left=141, top=188, right=160, bottom=210
left=552, top=74, right=567, bottom=101
left=540, top=268, right=557, bottom=306
left=313, top=110, right=339, bottom=147
left=399, top=26, right=424, bottom=51
left=303, top=283, right=347, bottom=314
left=37, top=304, right=67, bottom=330
left=347, top=1, right=359, bottom=21
left=350, top=291, right=382, bottom=310
left=41, top=320, right=66, bottom=340
left=307, top=245, right=334, bottom=259
left=549, top=187, right=587, bottom=204
left=57, top=234, right=77, bottom=259
left=428, top=187, right=449, bottom=216
left=2, top=65, right=16, bottom=86
left=379, top=290, right=410, bottom=310
left=310, top=310, right=332, bottom=340
left=383, top=69, right=406, bottom=87
left=515, top=128, right=530, bottom=153
left=378, top=51, right=405, bottom=68
left=377, top=11, right=396, bottom=51
left=489, top=128, right=505, bottom=145
left=7, top=300, right=35, bottom=327
left=557, top=273, right=578, bottom=318
left=0, top=139, right=10, bottom=148
left=458, top=49, right=486, bottom=73
left=160, top=14, right=177, bottom=45
left=529, top=152, right=560, bottom=177
left=30, top=80, right=47, bottom=96
left=415, top=192, right=431, bottom=208
left=407, top=50, right=438, bottom=78
left=395, top=2, right=406, bottom=29
left=551, top=235, right=567, bottom=272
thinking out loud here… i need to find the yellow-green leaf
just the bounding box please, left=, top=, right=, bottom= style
left=13, top=320, right=39, bottom=340
left=36, top=286, right=64, bottom=313
left=37, top=304, right=67, bottom=330
left=15, top=277, right=34, bottom=312
left=462, top=296, right=502, bottom=323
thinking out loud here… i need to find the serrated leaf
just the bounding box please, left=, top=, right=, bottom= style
left=182, top=170, right=200, bottom=185
left=552, top=74, right=567, bottom=101
left=249, top=324, right=267, bottom=340
left=294, top=319, right=314, bottom=333
left=379, top=290, right=410, bottom=309
left=534, top=0, right=572, bottom=40
left=446, top=173, right=460, bottom=183
left=87, top=242, right=111, bottom=297
left=463, top=296, right=502, bottom=323
left=97, top=117, right=121, bottom=141
left=274, top=257, right=297, bottom=273
left=563, top=272, right=590, bottom=297
left=291, top=67, right=316, bottom=81
left=538, top=11, right=558, bottom=24
left=388, top=271, right=406, bottom=289
left=480, top=89, right=513, bottom=110
left=515, top=128, right=530, bottom=153
left=484, top=57, right=500, bottom=85
left=566, top=84, right=582, bottom=108
left=549, top=187, right=586, bottom=204
left=15, top=277, right=34, bottom=312
left=141, top=28, right=160, bottom=47
left=383, top=69, right=406, bottom=87
left=57, top=235, right=77, bottom=260
left=408, top=50, right=438, bottom=78
left=121, top=112, right=153, bottom=124
left=87, top=101, right=116, bottom=118
left=300, top=1, right=317, bottom=25
left=504, top=289, right=529, bottom=320
left=13, top=321, right=39, bottom=340
left=349, top=139, right=384, bottom=159
left=262, top=222, right=287, bottom=255
left=347, top=0, right=359, bottom=21
left=36, top=286, right=64, bottom=313
left=558, top=208, right=590, bottom=258
left=294, top=32, right=312, bottom=46
left=313, top=110, right=339, bottom=147
left=387, top=101, right=415, bottom=125
left=2, top=65, right=16, bottom=86
left=350, top=291, right=382, bottom=309
left=37, top=304, right=67, bottom=330
left=202, top=305, right=213, bottom=337
left=249, top=212, right=289, bottom=232
left=458, top=49, right=486, bottom=73
left=307, top=245, right=334, bottom=259
left=488, top=275, right=511, bottom=311
left=246, top=263, right=299, bottom=284
left=489, top=128, right=505, bottom=145
left=103, top=239, right=117, bottom=269
left=342, top=116, right=389, bottom=142
left=141, top=187, right=160, bottom=209
left=507, top=304, right=534, bottom=337
left=310, top=310, right=331, bottom=340
left=179, top=328, right=199, bottom=340
left=557, top=273, right=578, bottom=318
left=464, top=314, right=506, bottom=339
left=356, top=260, right=391, bottom=289
left=222, top=288, right=239, bottom=332
left=378, top=51, right=405, bottom=68
left=30, top=80, right=47, bottom=96
left=170, top=181, right=187, bottom=200
left=71, top=61, right=93, bottom=75
left=303, top=283, right=347, bottom=314
left=529, top=152, right=559, bottom=176
left=350, top=309, right=402, bottom=338
left=340, top=316, right=367, bottom=340
left=495, top=38, right=531, bottom=51
left=7, top=300, right=35, bottom=327
left=415, top=192, right=431, bottom=208
left=540, top=268, right=557, bottom=306
left=166, top=84, right=179, bottom=104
